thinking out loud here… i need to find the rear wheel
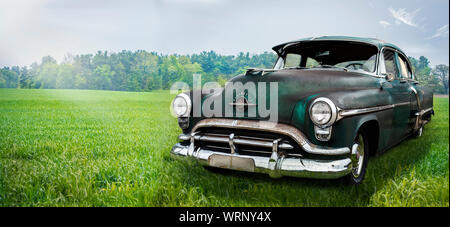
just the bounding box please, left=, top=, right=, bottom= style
left=346, top=130, right=370, bottom=185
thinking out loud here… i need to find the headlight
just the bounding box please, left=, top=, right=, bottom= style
left=311, top=102, right=331, bottom=124
left=309, top=97, right=337, bottom=127
left=172, top=93, right=191, bottom=117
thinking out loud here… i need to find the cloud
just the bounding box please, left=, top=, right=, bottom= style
left=379, top=20, right=391, bottom=28
left=388, top=7, right=420, bottom=27
left=429, top=24, right=449, bottom=39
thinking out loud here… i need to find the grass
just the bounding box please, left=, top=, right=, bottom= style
left=0, top=88, right=448, bottom=207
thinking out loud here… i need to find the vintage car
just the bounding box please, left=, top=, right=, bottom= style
left=170, top=36, right=434, bottom=184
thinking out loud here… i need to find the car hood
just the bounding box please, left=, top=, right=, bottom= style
left=210, top=68, right=382, bottom=124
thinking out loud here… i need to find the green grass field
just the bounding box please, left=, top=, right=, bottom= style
left=0, top=88, right=448, bottom=207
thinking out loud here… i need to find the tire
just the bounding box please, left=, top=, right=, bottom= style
left=346, top=129, right=370, bottom=185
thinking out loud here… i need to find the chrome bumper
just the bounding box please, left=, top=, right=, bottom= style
left=171, top=143, right=352, bottom=179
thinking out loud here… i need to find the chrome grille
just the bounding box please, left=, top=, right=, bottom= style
left=190, top=127, right=303, bottom=157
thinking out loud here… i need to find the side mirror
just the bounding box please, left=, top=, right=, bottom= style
left=384, top=73, right=395, bottom=82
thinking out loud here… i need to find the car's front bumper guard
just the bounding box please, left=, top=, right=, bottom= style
left=171, top=138, right=352, bottom=179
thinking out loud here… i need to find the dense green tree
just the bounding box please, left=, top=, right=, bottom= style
left=409, top=56, right=432, bottom=83
left=0, top=67, right=18, bottom=88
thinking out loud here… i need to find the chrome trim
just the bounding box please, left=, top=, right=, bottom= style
left=228, top=133, right=236, bottom=154
left=187, top=132, right=197, bottom=157
left=314, top=125, right=332, bottom=141
left=178, top=134, right=190, bottom=141
left=268, top=138, right=283, bottom=176
left=419, top=107, right=433, bottom=116
left=410, top=86, right=423, bottom=130
left=337, top=102, right=410, bottom=120
left=395, top=102, right=410, bottom=107
left=191, top=119, right=350, bottom=155
left=410, top=86, right=421, bottom=110
left=338, top=104, right=394, bottom=119
left=171, top=143, right=352, bottom=179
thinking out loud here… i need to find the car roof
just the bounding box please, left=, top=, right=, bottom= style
left=272, top=36, right=404, bottom=55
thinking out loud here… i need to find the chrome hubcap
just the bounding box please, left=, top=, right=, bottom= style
left=351, top=134, right=364, bottom=178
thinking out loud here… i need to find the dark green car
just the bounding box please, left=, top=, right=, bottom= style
left=170, top=36, right=434, bottom=184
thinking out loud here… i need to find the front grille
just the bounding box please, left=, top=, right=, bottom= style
left=193, top=127, right=303, bottom=157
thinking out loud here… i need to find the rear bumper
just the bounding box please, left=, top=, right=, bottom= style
left=171, top=143, right=352, bottom=179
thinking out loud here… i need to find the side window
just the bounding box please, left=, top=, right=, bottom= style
left=306, top=57, right=319, bottom=67
left=284, top=53, right=302, bottom=68
left=398, top=55, right=413, bottom=79
left=382, top=50, right=398, bottom=77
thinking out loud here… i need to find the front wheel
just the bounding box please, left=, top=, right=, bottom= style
left=346, top=130, right=370, bottom=185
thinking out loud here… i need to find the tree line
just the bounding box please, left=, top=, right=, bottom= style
left=0, top=51, right=276, bottom=92
left=0, top=50, right=448, bottom=94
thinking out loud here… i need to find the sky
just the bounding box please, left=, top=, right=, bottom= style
left=0, top=0, right=448, bottom=67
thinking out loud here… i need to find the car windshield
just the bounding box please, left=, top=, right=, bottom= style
left=273, top=41, right=378, bottom=73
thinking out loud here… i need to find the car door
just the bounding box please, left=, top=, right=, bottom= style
left=397, top=53, right=422, bottom=132
left=380, top=48, right=411, bottom=144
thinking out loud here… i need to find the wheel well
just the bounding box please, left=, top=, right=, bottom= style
left=358, top=120, right=379, bottom=156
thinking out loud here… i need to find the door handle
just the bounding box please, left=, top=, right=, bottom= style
left=400, top=80, right=407, bottom=83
